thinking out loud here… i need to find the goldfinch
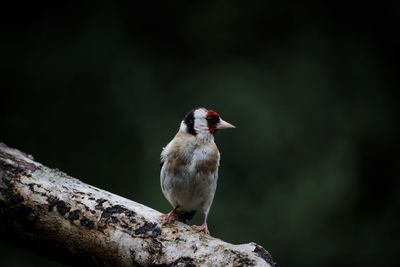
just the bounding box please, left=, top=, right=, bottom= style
left=160, top=107, right=235, bottom=234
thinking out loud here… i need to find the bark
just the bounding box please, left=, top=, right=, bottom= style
left=0, top=143, right=278, bottom=267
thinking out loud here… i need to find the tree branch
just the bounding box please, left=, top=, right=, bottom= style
left=0, top=143, right=277, bottom=266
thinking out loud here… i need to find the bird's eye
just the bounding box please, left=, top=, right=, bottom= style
left=206, top=116, right=220, bottom=125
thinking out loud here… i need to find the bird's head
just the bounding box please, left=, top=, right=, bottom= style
left=180, top=107, right=235, bottom=137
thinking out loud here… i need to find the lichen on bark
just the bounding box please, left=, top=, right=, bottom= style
left=0, top=143, right=278, bottom=267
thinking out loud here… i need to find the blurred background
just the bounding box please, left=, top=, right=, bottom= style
left=1, top=1, right=399, bottom=266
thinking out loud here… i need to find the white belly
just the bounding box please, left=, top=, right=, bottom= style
left=161, top=166, right=217, bottom=212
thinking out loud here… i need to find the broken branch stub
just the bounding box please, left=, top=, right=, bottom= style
left=0, top=143, right=278, bottom=266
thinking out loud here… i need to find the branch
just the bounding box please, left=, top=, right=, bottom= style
left=0, top=143, right=277, bottom=267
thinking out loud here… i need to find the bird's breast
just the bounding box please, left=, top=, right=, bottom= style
left=164, top=135, right=220, bottom=176
left=191, top=145, right=220, bottom=175
left=161, top=137, right=220, bottom=211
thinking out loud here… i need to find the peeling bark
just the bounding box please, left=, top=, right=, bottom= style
left=0, top=143, right=278, bottom=267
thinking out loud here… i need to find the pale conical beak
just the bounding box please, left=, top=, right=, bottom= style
left=216, top=118, right=236, bottom=129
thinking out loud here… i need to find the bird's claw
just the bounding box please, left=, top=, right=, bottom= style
left=191, top=224, right=209, bottom=234
left=161, top=210, right=178, bottom=224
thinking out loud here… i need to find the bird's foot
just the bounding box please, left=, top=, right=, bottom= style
left=161, top=210, right=178, bottom=224
left=191, top=223, right=209, bottom=234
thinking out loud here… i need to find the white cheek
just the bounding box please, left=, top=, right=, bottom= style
left=193, top=108, right=209, bottom=134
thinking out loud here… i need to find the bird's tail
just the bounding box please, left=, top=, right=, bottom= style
left=176, top=210, right=196, bottom=223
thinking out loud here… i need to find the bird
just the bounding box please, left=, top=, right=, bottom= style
left=160, top=107, right=235, bottom=234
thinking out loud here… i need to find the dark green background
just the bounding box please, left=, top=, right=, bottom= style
left=1, top=1, right=399, bottom=266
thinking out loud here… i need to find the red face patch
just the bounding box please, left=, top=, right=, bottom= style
left=206, top=109, right=221, bottom=134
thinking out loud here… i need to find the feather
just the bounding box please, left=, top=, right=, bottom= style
left=160, top=160, right=164, bottom=171
left=176, top=210, right=196, bottom=223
